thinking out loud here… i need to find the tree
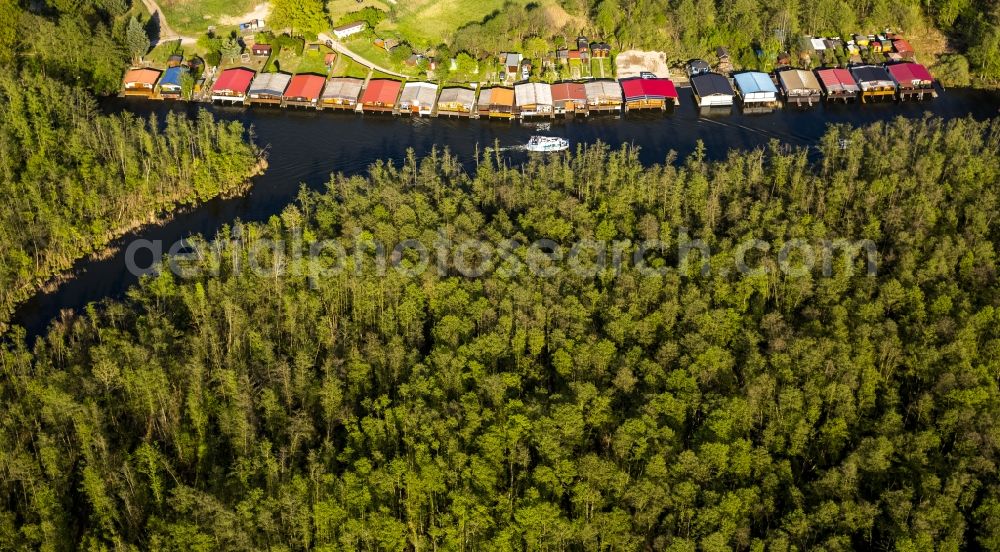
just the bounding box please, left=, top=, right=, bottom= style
left=125, top=16, right=150, bottom=64
left=219, top=37, right=242, bottom=62
left=269, top=0, right=328, bottom=40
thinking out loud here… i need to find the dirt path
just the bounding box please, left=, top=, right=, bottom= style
left=318, top=33, right=410, bottom=79
left=140, top=0, right=197, bottom=44
left=219, top=3, right=271, bottom=25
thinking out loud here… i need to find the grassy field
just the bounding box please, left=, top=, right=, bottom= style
left=159, top=0, right=259, bottom=36
left=381, top=0, right=544, bottom=48
left=265, top=45, right=334, bottom=74
left=346, top=38, right=422, bottom=76
left=330, top=56, right=371, bottom=78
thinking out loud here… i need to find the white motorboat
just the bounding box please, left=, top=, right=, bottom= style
left=525, top=136, right=569, bottom=152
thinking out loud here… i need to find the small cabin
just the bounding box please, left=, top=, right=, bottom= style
left=850, top=65, right=896, bottom=102
left=777, top=69, right=822, bottom=106
left=282, top=73, right=325, bottom=107
left=398, top=81, right=439, bottom=116
left=550, top=82, right=587, bottom=115
left=591, top=43, right=611, bottom=58
left=687, top=59, right=711, bottom=77
left=477, top=87, right=516, bottom=119
left=892, top=39, right=915, bottom=60
left=252, top=44, right=272, bottom=57
left=359, top=79, right=403, bottom=113
left=211, top=67, right=255, bottom=103
left=514, top=82, right=554, bottom=118
left=319, top=77, right=363, bottom=109
left=247, top=71, right=291, bottom=105
left=734, top=71, right=779, bottom=106
left=583, top=79, right=623, bottom=112
left=122, top=68, right=161, bottom=96
left=886, top=62, right=934, bottom=100
left=620, top=77, right=679, bottom=112
left=815, top=68, right=860, bottom=102
left=158, top=66, right=187, bottom=98
left=436, top=87, right=476, bottom=117
left=690, top=72, right=735, bottom=107
left=332, top=21, right=366, bottom=40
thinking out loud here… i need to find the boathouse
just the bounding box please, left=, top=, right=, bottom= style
left=283, top=73, right=325, bottom=107
left=550, top=82, right=587, bottom=115
left=158, top=66, right=187, bottom=98
left=690, top=72, right=735, bottom=107
left=247, top=72, right=291, bottom=105
left=319, top=77, right=363, bottom=110
left=436, top=87, right=476, bottom=117
left=734, top=72, right=779, bottom=106
left=211, top=67, right=255, bottom=103
left=360, top=79, right=403, bottom=113
left=815, top=68, right=859, bottom=102
left=584, top=80, right=623, bottom=113
left=123, top=68, right=161, bottom=96
left=514, top=82, right=554, bottom=118
left=477, top=87, right=516, bottom=119
left=886, top=62, right=934, bottom=100
left=777, top=69, right=822, bottom=106
left=850, top=65, right=896, bottom=102
left=398, top=82, right=439, bottom=115
left=620, top=77, right=679, bottom=112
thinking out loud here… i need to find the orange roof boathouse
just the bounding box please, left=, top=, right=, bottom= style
left=123, top=68, right=161, bottom=97
left=359, top=79, right=403, bottom=113
left=283, top=74, right=326, bottom=107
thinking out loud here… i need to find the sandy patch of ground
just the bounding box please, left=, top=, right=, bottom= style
left=541, top=4, right=587, bottom=31
left=615, top=50, right=669, bottom=79
left=219, top=2, right=271, bottom=25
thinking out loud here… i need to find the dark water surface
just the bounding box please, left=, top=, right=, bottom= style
left=12, top=87, right=1000, bottom=341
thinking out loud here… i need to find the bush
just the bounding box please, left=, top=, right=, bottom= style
left=932, top=53, right=971, bottom=87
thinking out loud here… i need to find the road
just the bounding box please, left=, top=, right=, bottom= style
left=318, top=33, right=410, bottom=79
left=139, top=0, right=196, bottom=44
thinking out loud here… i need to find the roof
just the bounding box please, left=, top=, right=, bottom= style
left=777, top=69, right=821, bottom=92
left=810, top=38, right=827, bottom=50
left=816, top=68, right=859, bottom=93
left=253, top=44, right=272, bottom=52
left=159, top=66, right=187, bottom=87
left=399, top=81, right=438, bottom=105
left=249, top=72, right=291, bottom=96
left=514, top=82, right=553, bottom=106
left=893, top=39, right=914, bottom=53
left=850, top=65, right=894, bottom=87
left=488, top=87, right=515, bottom=106
left=320, top=77, right=363, bottom=101
left=734, top=72, right=778, bottom=94
left=212, top=68, right=255, bottom=93
left=360, top=79, right=402, bottom=104
left=333, top=21, right=365, bottom=31
left=437, top=87, right=476, bottom=105
left=584, top=79, right=622, bottom=100
left=550, top=82, right=586, bottom=102
left=620, top=77, right=678, bottom=100
left=887, top=62, right=933, bottom=85
left=568, top=50, right=581, bottom=60
left=284, top=74, right=325, bottom=100
left=691, top=73, right=735, bottom=97
left=124, top=68, right=161, bottom=85
left=504, top=52, right=522, bottom=67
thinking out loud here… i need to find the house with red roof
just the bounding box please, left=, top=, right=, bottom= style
left=359, top=79, right=403, bottom=113
left=283, top=74, right=326, bottom=107
left=122, top=68, right=161, bottom=96
left=619, top=77, right=679, bottom=112
left=211, top=67, right=255, bottom=103
left=550, top=82, right=587, bottom=115
left=815, top=68, right=860, bottom=103
left=886, top=62, right=934, bottom=100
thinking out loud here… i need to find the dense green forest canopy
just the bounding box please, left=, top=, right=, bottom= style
left=0, top=0, right=262, bottom=327
left=2, top=116, right=998, bottom=550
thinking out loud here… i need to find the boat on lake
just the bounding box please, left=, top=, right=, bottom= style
left=526, top=136, right=569, bottom=152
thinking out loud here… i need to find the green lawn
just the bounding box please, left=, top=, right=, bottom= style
left=330, top=56, right=371, bottom=78
left=591, top=57, right=612, bottom=78
left=346, top=38, right=421, bottom=76
left=384, top=0, right=547, bottom=48
left=159, top=0, right=259, bottom=36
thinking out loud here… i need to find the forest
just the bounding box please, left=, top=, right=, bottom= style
left=1, top=116, right=998, bottom=550
left=0, top=0, right=263, bottom=326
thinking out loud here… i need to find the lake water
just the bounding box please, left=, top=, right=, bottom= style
left=11, top=87, right=1000, bottom=341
